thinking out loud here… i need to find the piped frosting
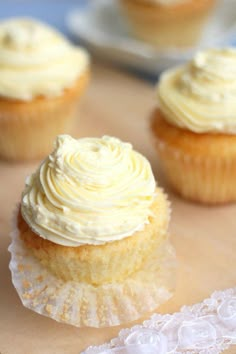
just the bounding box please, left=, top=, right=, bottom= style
left=21, top=135, right=156, bottom=247
left=0, top=18, right=89, bottom=100
left=158, top=48, right=236, bottom=134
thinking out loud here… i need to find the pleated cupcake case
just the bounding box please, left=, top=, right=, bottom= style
left=9, top=203, right=176, bottom=328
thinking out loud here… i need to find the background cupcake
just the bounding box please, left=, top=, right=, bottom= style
left=0, top=18, right=90, bottom=161
left=151, top=48, right=236, bottom=204
left=119, top=0, right=216, bottom=48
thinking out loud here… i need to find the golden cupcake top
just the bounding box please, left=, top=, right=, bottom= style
left=157, top=48, right=236, bottom=134
left=0, top=18, right=89, bottom=100
left=21, top=135, right=156, bottom=247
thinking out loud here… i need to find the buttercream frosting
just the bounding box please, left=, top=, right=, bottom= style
left=21, top=135, right=156, bottom=247
left=0, top=18, right=89, bottom=100
left=158, top=48, right=236, bottom=134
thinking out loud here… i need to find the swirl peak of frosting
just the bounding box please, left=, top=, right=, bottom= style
left=1, top=19, right=51, bottom=50
left=158, top=48, right=236, bottom=133
left=21, top=135, right=156, bottom=247
left=0, top=18, right=89, bottom=100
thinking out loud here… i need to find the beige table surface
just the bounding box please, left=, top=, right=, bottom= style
left=0, top=62, right=236, bottom=354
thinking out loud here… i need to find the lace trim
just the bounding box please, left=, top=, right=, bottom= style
left=83, top=287, right=236, bottom=354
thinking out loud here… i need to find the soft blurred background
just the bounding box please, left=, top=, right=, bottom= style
left=1, top=0, right=236, bottom=78
left=0, top=0, right=84, bottom=35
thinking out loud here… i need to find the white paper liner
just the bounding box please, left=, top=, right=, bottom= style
left=151, top=132, right=236, bottom=204
left=9, top=223, right=176, bottom=328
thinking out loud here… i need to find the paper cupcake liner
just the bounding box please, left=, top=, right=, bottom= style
left=9, top=218, right=176, bottom=328
left=0, top=107, right=75, bottom=161
left=0, top=70, right=89, bottom=161
left=119, top=0, right=215, bottom=48
left=153, top=137, right=236, bottom=204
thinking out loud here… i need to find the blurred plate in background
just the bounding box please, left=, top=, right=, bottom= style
left=67, top=0, right=236, bottom=75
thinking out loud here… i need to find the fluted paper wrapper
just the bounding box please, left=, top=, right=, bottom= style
left=0, top=70, right=89, bottom=161
left=9, top=217, right=176, bottom=328
left=153, top=137, right=236, bottom=204
left=119, top=0, right=215, bottom=48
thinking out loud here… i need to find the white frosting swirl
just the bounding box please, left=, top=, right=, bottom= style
left=21, top=135, right=156, bottom=247
left=0, top=18, right=89, bottom=100
left=158, top=48, right=236, bottom=133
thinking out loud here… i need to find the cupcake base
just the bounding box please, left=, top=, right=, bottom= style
left=151, top=110, right=236, bottom=204
left=0, top=70, right=89, bottom=162
left=119, top=0, right=216, bottom=48
left=18, top=187, right=170, bottom=286
left=9, top=210, right=176, bottom=328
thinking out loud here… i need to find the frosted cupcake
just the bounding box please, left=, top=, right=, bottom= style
left=18, top=135, right=170, bottom=285
left=151, top=48, right=236, bottom=204
left=10, top=135, right=176, bottom=327
left=119, top=0, right=216, bottom=48
left=0, top=18, right=89, bottom=161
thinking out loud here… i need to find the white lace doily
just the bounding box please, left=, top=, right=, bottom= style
left=83, top=287, right=236, bottom=354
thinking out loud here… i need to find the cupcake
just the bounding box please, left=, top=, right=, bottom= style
left=151, top=48, right=236, bottom=204
left=0, top=18, right=90, bottom=161
left=10, top=135, right=176, bottom=327
left=19, top=135, right=170, bottom=285
left=119, top=0, right=216, bottom=48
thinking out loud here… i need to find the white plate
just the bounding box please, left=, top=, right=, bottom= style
left=66, top=0, right=236, bottom=74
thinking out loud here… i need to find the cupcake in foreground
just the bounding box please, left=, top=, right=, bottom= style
left=19, top=135, right=170, bottom=285
left=151, top=48, right=236, bottom=204
left=119, top=0, right=216, bottom=48
left=10, top=135, right=176, bottom=327
left=0, top=18, right=90, bottom=161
